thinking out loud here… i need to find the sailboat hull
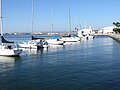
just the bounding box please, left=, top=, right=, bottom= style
left=61, top=37, right=81, bottom=42
left=46, top=39, right=64, bottom=45
left=0, top=46, right=22, bottom=57
left=0, top=49, right=22, bottom=57
left=18, top=43, right=37, bottom=49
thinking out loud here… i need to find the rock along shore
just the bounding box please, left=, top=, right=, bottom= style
left=108, top=34, right=120, bottom=43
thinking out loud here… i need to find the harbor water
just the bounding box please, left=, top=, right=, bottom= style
left=1, top=35, right=120, bottom=90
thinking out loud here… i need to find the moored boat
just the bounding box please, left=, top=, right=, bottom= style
left=46, top=39, right=64, bottom=45
left=77, top=27, right=95, bottom=40
left=61, top=36, right=81, bottom=42
left=18, top=40, right=38, bottom=49
left=0, top=44, right=22, bottom=56
left=0, top=0, right=22, bottom=57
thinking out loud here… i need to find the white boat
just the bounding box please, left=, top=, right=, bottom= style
left=61, top=36, right=80, bottom=42
left=61, top=9, right=81, bottom=42
left=0, top=0, right=22, bottom=57
left=36, top=39, right=49, bottom=48
left=18, top=0, right=49, bottom=49
left=82, top=34, right=94, bottom=40
left=18, top=0, right=37, bottom=49
left=19, top=39, right=49, bottom=49
left=18, top=40, right=38, bottom=49
left=46, top=39, right=64, bottom=45
left=0, top=44, right=22, bottom=56
left=45, top=9, right=64, bottom=46
left=77, top=26, right=94, bottom=40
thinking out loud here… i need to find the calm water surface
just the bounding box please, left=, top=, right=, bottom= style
left=1, top=36, right=120, bottom=90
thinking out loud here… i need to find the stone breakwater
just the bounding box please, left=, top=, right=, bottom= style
left=109, top=34, right=120, bottom=43
left=95, top=34, right=120, bottom=43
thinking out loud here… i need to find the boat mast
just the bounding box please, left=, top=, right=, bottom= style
left=77, top=16, right=82, bottom=30
left=0, top=0, right=3, bottom=37
left=69, top=8, right=71, bottom=35
left=51, top=8, right=53, bottom=35
left=31, top=0, right=34, bottom=36
left=84, top=21, right=87, bottom=29
left=0, top=0, right=14, bottom=43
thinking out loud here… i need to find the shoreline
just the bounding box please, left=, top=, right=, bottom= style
left=109, top=34, right=120, bottom=43
left=95, top=34, right=120, bottom=43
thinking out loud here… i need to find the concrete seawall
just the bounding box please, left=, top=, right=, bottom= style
left=108, top=34, right=120, bottom=43
left=95, top=34, right=120, bottom=43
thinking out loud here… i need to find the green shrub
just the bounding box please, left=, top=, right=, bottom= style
left=113, top=28, right=120, bottom=33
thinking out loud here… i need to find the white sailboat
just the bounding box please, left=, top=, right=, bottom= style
left=18, top=40, right=38, bottom=49
left=0, top=0, right=22, bottom=56
left=46, top=8, right=64, bottom=45
left=61, top=9, right=80, bottom=42
left=61, top=36, right=80, bottom=42
left=19, top=39, right=49, bottom=49
left=46, top=38, right=64, bottom=45
left=18, top=0, right=37, bottom=49
left=31, top=0, right=49, bottom=48
left=19, top=0, right=49, bottom=49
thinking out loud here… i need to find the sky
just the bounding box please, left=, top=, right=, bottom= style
left=2, top=0, right=120, bottom=33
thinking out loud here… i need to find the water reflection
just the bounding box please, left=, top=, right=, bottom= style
left=22, top=48, right=49, bottom=55
left=21, top=45, right=66, bottom=55
left=22, top=48, right=38, bottom=55
left=64, top=42, right=80, bottom=45
left=0, top=56, right=19, bottom=74
left=48, top=45, right=65, bottom=53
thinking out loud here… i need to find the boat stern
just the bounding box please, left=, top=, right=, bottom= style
left=14, top=49, right=22, bottom=56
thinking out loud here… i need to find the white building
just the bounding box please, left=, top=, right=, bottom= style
left=98, top=26, right=115, bottom=34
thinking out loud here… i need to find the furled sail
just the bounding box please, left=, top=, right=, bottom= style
left=1, top=36, right=14, bottom=43
left=31, top=35, right=44, bottom=40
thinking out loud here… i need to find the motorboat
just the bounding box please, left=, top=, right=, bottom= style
left=77, top=27, right=95, bottom=40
